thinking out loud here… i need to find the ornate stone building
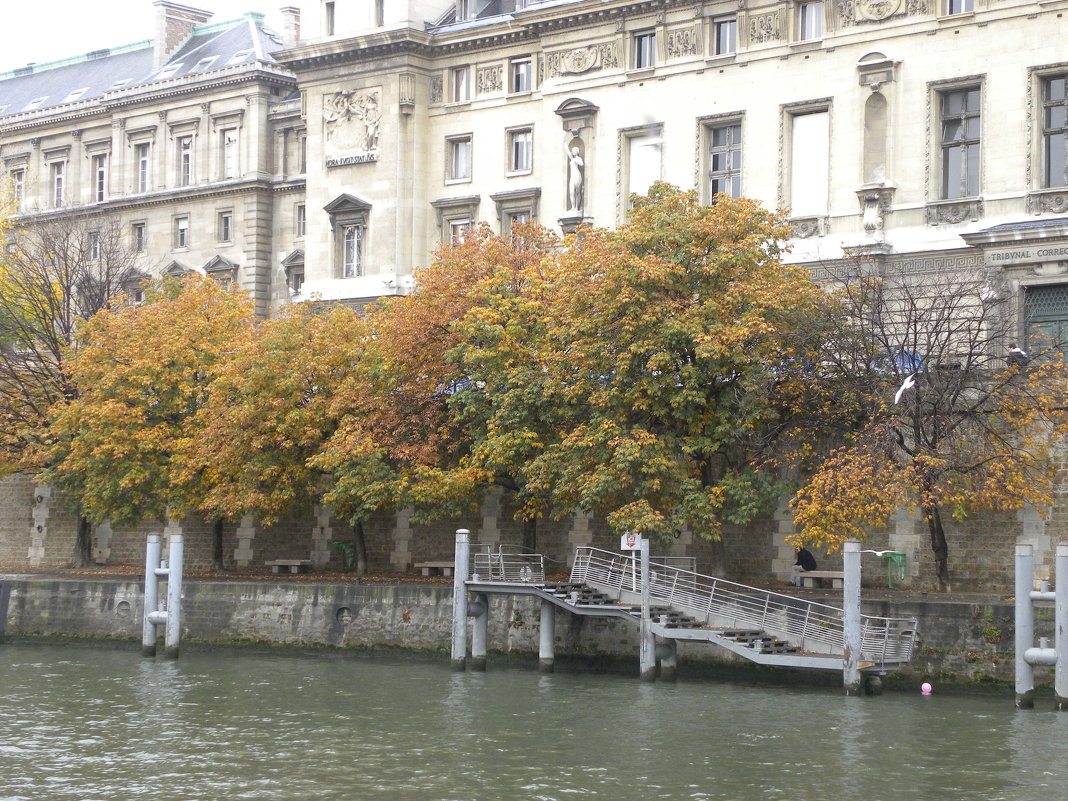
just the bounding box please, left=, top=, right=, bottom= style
left=6, top=0, right=1068, bottom=586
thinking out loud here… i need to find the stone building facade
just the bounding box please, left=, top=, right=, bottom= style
left=6, top=0, right=1068, bottom=588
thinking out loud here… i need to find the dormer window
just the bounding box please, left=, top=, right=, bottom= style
left=24, top=96, right=49, bottom=111
left=156, top=63, right=183, bottom=80
left=227, top=49, right=253, bottom=65
left=110, top=78, right=131, bottom=89
left=62, top=87, right=89, bottom=103
left=193, top=56, right=219, bottom=72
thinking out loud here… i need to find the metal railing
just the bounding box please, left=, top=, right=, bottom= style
left=570, top=547, right=917, bottom=665
left=470, top=544, right=546, bottom=583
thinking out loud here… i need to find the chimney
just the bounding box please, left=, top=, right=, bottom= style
left=280, top=6, right=301, bottom=47
left=153, top=1, right=213, bottom=69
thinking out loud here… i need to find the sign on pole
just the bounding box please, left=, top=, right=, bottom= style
left=621, top=532, right=642, bottom=551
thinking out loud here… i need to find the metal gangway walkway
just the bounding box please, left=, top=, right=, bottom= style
left=451, top=535, right=918, bottom=690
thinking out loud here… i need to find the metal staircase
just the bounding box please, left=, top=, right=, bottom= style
left=465, top=546, right=917, bottom=674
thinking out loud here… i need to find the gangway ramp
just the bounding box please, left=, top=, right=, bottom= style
left=462, top=545, right=917, bottom=676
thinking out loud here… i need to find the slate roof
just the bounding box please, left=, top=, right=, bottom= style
left=0, top=14, right=289, bottom=121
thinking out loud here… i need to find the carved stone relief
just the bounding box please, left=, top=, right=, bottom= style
left=1027, top=191, right=1068, bottom=215
left=792, top=216, right=829, bottom=238
left=924, top=199, right=984, bottom=226
left=431, top=76, right=443, bottom=103
left=856, top=186, right=895, bottom=237
left=544, top=43, right=622, bottom=78
left=749, top=12, right=781, bottom=44
left=667, top=26, right=699, bottom=59
left=323, top=87, right=381, bottom=167
left=836, top=0, right=928, bottom=26
left=476, top=65, right=503, bottom=95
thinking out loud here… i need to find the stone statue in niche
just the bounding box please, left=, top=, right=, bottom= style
left=323, top=87, right=382, bottom=165
left=564, top=134, right=585, bottom=215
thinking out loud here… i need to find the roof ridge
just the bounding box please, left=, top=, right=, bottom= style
left=0, top=40, right=151, bottom=81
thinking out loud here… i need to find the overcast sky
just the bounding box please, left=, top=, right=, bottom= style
left=1, top=1, right=308, bottom=74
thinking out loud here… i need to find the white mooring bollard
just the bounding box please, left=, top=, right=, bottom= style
left=1014, top=542, right=1068, bottom=709
left=142, top=533, right=184, bottom=659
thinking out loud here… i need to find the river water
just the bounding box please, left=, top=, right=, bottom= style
left=2, top=644, right=1067, bottom=801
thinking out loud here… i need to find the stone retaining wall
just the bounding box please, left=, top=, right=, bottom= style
left=0, top=576, right=1055, bottom=688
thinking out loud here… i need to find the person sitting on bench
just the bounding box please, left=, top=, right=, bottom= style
left=791, top=548, right=818, bottom=586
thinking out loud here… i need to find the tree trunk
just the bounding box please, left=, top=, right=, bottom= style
left=212, top=518, right=224, bottom=571
left=922, top=502, right=952, bottom=592
left=353, top=519, right=369, bottom=577
left=522, top=517, right=538, bottom=553
left=72, top=515, right=92, bottom=568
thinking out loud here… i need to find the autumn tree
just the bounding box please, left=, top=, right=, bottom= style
left=1, top=209, right=142, bottom=564
left=791, top=269, right=1068, bottom=590
left=183, top=302, right=382, bottom=573
left=43, top=276, right=255, bottom=566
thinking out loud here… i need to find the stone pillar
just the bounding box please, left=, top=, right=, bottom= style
left=234, top=515, right=257, bottom=568
left=479, top=487, right=502, bottom=551
left=162, top=514, right=183, bottom=552
left=93, top=522, right=113, bottom=564
left=770, top=500, right=797, bottom=582
left=389, top=506, right=414, bottom=571
left=28, top=484, right=51, bottom=567
left=566, top=510, right=594, bottom=570
left=311, top=505, right=332, bottom=569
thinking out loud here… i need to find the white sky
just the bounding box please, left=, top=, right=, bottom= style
left=1, top=1, right=308, bottom=74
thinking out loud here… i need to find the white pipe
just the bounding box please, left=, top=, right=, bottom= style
left=163, top=534, right=183, bottom=659
left=1015, top=543, right=1035, bottom=708
left=141, top=534, right=161, bottom=657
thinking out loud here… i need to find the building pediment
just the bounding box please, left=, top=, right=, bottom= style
left=204, top=254, right=239, bottom=274
left=323, top=193, right=372, bottom=216
left=281, top=248, right=305, bottom=268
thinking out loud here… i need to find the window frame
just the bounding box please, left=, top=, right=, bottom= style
left=135, top=142, right=151, bottom=193
left=10, top=168, right=25, bottom=210
left=221, top=128, right=239, bottom=179
left=50, top=161, right=65, bottom=207
left=1042, top=74, right=1068, bottom=189
left=797, top=1, right=824, bottom=42
left=131, top=222, right=146, bottom=253
left=92, top=154, right=108, bottom=202
left=177, top=135, right=193, bottom=187
left=296, top=203, right=306, bottom=238
left=508, top=127, right=533, bottom=174
left=939, top=85, right=982, bottom=200
left=174, top=215, right=190, bottom=249
left=510, top=58, right=533, bottom=93
left=447, top=134, right=473, bottom=182
left=218, top=210, right=234, bottom=243
left=946, top=0, right=974, bottom=14
left=451, top=66, right=471, bottom=103
left=706, top=119, right=743, bottom=200
left=713, top=18, right=737, bottom=56
left=633, top=30, right=656, bottom=70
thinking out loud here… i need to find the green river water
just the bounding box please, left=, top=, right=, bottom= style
left=1, top=643, right=1067, bottom=801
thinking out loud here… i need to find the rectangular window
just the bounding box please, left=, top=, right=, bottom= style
left=1043, top=76, right=1068, bottom=189
left=790, top=110, right=829, bottom=215
left=627, top=130, right=662, bottom=199
left=452, top=67, right=471, bottom=102
left=511, top=58, right=532, bottom=93
left=11, top=169, right=24, bottom=210
left=175, top=216, right=189, bottom=249
left=222, top=129, right=238, bottom=179
left=450, top=220, right=471, bottom=244
left=510, top=129, right=533, bottom=173
left=296, top=203, right=306, bottom=237
left=449, top=136, right=472, bottom=180
left=178, top=136, right=193, bottom=186
left=798, top=1, right=824, bottom=41
left=89, top=231, right=100, bottom=261
left=299, top=135, right=307, bottom=173
left=507, top=210, right=531, bottom=230
left=947, top=0, right=973, bottom=13
left=633, top=31, right=656, bottom=69
left=941, top=87, right=981, bottom=199
left=714, top=19, right=737, bottom=55
left=132, top=222, right=146, bottom=253
left=135, top=143, right=151, bottom=193
left=92, top=155, right=108, bottom=202
left=218, top=211, right=233, bottom=242
left=342, top=224, right=364, bottom=277
left=50, top=162, right=65, bottom=207
left=708, top=123, right=742, bottom=199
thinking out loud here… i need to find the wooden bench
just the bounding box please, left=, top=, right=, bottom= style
left=265, top=559, right=312, bottom=575
left=415, top=561, right=454, bottom=577
left=799, top=570, right=844, bottom=589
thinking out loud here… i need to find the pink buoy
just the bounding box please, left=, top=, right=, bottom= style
left=921, top=682, right=933, bottom=695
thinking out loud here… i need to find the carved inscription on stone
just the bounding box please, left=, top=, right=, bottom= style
left=749, top=13, right=781, bottom=43
left=667, top=26, right=699, bottom=58
left=477, top=65, right=503, bottom=95
left=323, top=87, right=381, bottom=167
left=545, top=43, right=622, bottom=78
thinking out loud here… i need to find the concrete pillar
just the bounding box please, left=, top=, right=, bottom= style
left=28, top=484, right=51, bottom=567
left=389, top=506, right=414, bottom=571
left=842, top=539, right=862, bottom=696
left=0, top=579, right=12, bottom=644
left=470, top=593, right=488, bottom=671
left=163, top=534, right=184, bottom=659
left=311, top=505, right=332, bottom=569
left=1056, top=543, right=1068, bottom=710
left=539, top=600, right=556, bottom=673
left=451, top=529, right=471, bottom=671
left=1016, top=543, right=1036, bottom=709
left=141, top=533, right=162, bottom=657
left=656, top=637, right=678, bottom=682
left=234, top=515, right=256, bottom=568
left=639, top=538, right=656, bottom=681
left=93, top=522, right=113, bottom=564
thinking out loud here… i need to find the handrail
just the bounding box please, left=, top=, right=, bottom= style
left=470, top=544, right=545, bottom=583
left=570, top=547, right=916, bottom=665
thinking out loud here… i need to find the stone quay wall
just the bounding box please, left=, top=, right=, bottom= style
left=0, top=576, right=1055, bottom=689
left=2, top=472, right=1068, bottom=594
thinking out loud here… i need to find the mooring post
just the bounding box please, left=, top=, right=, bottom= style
left=1056, top=543, right=1068, bottom=710
left=842, top=539, right=862, bottom=696
left=163, top=534, right=184, bottom=659
left=539, top=599, right=556, bottom=673
left=451, top=528, right=470, bottom=671
left=1015, top=543, right=1036, bottom=709
left=639, top=537, right=656, bottom=681
left=469, top=592, right=488, bottom=671
left=0, top=579, right=11, bottom=645
left=141, top=533, right=162, bottom=657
